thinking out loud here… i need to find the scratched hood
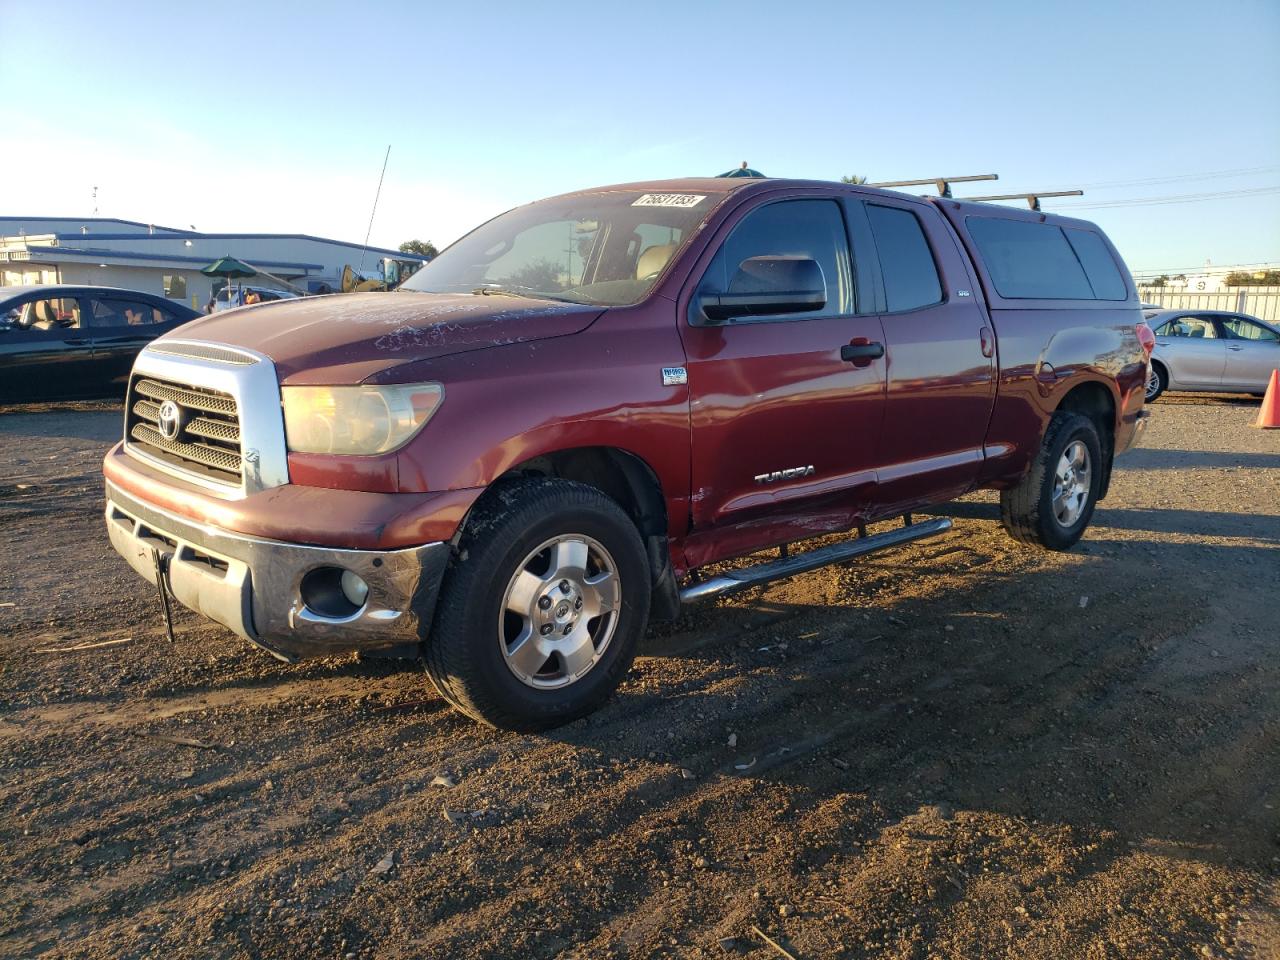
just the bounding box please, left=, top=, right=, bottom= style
left=160, top=292, right=604, bottom=384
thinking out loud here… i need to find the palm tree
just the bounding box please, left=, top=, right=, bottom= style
left=840, top=174, right=868, bottom=184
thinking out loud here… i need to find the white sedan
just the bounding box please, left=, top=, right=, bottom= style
left=1144, top=310, right=1280, bottom=401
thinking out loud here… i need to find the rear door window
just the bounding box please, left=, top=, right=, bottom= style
left=865, top=204, right=943, bottom=312
left=1220, top=316, right=1279, bottom=341
left=966, top=217, right=1094, bottom=300
left=90, top=299, right=169, bottom=327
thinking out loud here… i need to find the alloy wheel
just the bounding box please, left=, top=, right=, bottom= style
left=1052, top=440, right=1092, bottom=527
left=498, top=535, right=620, bottom=689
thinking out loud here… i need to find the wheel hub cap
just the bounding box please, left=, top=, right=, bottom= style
left=499, top=535, right=620, bottom=689
left=1052, top=440, right=1092, bottom=528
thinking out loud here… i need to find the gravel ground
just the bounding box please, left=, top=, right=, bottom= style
left=0, top=393, right=1277, bottom=959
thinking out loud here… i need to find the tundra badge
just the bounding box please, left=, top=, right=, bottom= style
left=754, top=465, right=815, bottom=484
left=662, top=367, right=688, bottom=386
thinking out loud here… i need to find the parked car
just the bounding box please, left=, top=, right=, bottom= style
left=1144, top=309, right=1280, bottom=401
left=102, top=178, right=1151, bottom=730
left=1, top=285, right=200, bottom=402
left=213, top=285, right=300, bottom=312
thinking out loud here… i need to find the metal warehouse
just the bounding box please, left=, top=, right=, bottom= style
left=0, top=216, right=428, bottom=309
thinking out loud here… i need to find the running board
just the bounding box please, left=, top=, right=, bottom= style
left=679, top=517, right=953, bottom=604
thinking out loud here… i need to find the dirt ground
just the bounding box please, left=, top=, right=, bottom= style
left=1, top=393, right=1277, bottom=960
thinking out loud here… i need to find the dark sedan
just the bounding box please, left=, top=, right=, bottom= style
left=1, top=285, right=200, bottom=402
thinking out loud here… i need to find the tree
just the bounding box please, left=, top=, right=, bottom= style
left=1151, top=275, right=1169, bottom=288
left=399, top=239, right=439, bottom=258
left=1225, top=269, right=1280, bottom=286
left=840, top=174, right=868, bottom=184
left=501, top=258, right=564, bottom=292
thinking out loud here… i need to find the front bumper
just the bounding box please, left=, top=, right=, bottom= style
left=105, top=481, right=450, bottom=661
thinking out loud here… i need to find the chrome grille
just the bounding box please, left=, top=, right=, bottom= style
left=146, top=341, right=259, bottom=365
left=133, top=378, right=237, bottom=415
left=126, top=376, right=243, bottom=485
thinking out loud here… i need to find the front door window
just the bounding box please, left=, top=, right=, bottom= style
left=17, top=297, right=82, bottom=332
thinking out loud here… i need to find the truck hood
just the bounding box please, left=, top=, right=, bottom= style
left=162, top=292, right=604, bottom=384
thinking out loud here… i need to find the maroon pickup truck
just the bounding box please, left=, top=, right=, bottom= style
left=103, top=178, right=1153, bottom=729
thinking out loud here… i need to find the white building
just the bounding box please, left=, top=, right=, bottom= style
left=0, top=216, right=429, bottom=309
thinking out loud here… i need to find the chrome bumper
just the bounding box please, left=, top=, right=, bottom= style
left=104, top=482, right=449, bottom=661
left=1119, top=408, right=1151, bottom=454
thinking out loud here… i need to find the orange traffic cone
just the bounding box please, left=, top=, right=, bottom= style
left=1257, top=369, right=1280, bottom=429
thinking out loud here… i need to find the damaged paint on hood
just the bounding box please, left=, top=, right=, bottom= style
left=160, top=292, right=605, bottom=384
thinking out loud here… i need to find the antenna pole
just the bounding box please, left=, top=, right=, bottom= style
left=358, top=145, right=392, bottom=276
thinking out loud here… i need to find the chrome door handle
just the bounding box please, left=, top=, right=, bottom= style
left=1227, top=345, right=1244, bottom=351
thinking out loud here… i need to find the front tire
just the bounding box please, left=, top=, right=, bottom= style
left=424, top=478, right=651, bottom=731
left=1000, top=412, right=1103, bottom=551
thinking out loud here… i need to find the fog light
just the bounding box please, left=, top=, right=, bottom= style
left=340, top=570, right=369, bottom=608
left=300, top=566, right=367, bottom=619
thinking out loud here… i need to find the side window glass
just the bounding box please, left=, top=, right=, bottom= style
left=93, top=299, right=164, bottom=327
left=965, top=217, right=1094, bottom=300
left=628, top=223, right=686, bottom=282
left=19, top=297, right=81, bottom=331
left=1222, top=317, right=1278, bottom=342
left=701, top=199, right=854, bottom=320
left=1064, top=228, right=1127, bottom=300
left=1182, top=317, right=1218, bottom=339
left=866, top=205, right=943, bottom=312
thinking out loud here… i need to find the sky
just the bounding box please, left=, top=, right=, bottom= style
left=1, top=0, right=1277, bottom=276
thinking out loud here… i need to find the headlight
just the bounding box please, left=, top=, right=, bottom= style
left=281, top=383, right=443, bottom=455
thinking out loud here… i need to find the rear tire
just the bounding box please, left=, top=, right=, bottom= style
left=424, top=478, right=650, bottom=731
left=1000, top=412, right=1103, bottom=551
left=1145, top=362, right=1167, bottom=402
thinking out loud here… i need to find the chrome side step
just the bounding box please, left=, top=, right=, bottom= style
left=679, top=517, right=953, bottom=604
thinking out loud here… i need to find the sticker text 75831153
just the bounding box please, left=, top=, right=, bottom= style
left=631, top=194, right=706, bottom=208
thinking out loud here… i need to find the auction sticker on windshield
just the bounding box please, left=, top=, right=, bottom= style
left=632, top=194, right=706, bottom=208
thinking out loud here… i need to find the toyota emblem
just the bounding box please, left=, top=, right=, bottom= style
left=157, top=400, right=182, bottom=440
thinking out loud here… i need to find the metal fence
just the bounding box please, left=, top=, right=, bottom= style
left=1136, top=287, right=1280, bottom=324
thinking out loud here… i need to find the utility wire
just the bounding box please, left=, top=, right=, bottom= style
left=1045, top=184, right=1280, bottom=210
left=1130, top=260, right=1280, bottom=274
left=1044, top=165, right=1279, bottom=192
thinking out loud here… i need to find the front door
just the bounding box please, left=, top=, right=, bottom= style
left=1217, top=314, right=1280, bottom=391
left=861, top=197, right=997, bottom=513
left=1155, top=314, right=1227, bottom=388
left=679, top=195, right=887, bottom=567
left=86, top=297, right=185, bottom=392
left=0, top=295, right=97, bottom=401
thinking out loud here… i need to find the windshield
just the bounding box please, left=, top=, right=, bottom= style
left=400, top=191, right=719, bottom=306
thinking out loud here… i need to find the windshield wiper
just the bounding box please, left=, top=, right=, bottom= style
left=470, top=284, right=566, bottom=303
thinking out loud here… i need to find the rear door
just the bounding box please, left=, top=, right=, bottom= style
left=1154, top=314, right=1227, bottom=388
left=679, top=193, right=887, bottom=564
left=87, top=297, right=185, bottom=391
left=1217, top=315, right=1280, bottom=390
left=861, top=197, right=996, bottom=512
left=0, top=295, right=97, bottom=401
